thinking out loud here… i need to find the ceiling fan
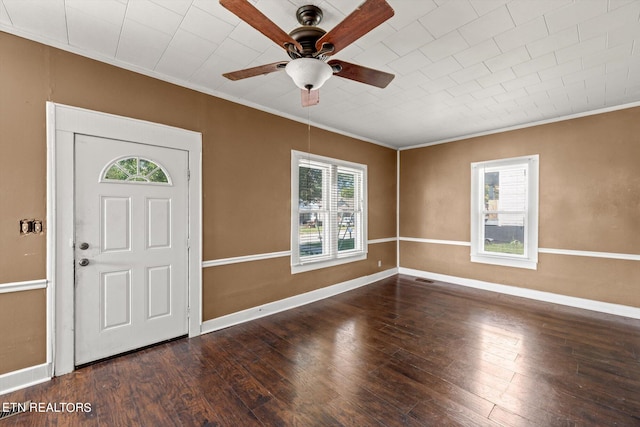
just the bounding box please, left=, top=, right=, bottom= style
left=220, top=0, right=395, bottom=107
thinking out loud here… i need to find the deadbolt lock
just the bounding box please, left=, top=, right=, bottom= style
left=79, top=242, right=89, bottom=250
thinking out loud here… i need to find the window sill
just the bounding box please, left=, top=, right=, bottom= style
left=291, top=253, right=367, bottom=274
left=471, top=254, right=537, bottom=270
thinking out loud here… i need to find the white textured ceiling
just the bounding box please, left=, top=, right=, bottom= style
left=2, top=0, right=640, bottom=148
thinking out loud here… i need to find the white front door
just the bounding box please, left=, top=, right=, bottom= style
left=74, top=134, right=189, bottom=365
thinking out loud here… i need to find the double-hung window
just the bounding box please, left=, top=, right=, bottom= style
left=471, top=155, right=539, bottom=270
left=291, top=150, right=367, bottom=273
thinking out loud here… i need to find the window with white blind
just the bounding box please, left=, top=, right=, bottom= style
left=291, top=150, right=367, bottom=273
left=471, top=155, right=539, bottom=269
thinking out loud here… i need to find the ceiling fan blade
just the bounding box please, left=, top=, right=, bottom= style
left=220, top=0, right=303, bottom=52
left=301, top=89, right=320, bottom=107
left=223, top=62, right=288, bottom=81
left=329, top=60, right=394, bottom=88
left=315, top=0, right=394, bottom=56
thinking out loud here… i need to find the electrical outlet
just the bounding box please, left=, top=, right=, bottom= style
left=20, top=219, right=33, bottom=235
left=19, top=219, right=44, bottom=235
left=377, top=260, right=382, bottom=267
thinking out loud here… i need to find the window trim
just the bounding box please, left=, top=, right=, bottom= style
left=291, top=150, right=367, bottom=274
left=470, top=155, right=539, bottom=270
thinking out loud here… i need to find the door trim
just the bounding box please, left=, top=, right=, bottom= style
left=47, top=102, right=202, bottom=375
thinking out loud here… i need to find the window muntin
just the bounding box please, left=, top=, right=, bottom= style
left=471, top=155, right=538, bottom=269
left=101, top=157, right=171, bottom=184
left=292, top=151, right=367, bottom=273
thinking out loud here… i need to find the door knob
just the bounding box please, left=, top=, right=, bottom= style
left=79, top=258, right=90, bottom=267
left=79, top=242, right=89, bottom=250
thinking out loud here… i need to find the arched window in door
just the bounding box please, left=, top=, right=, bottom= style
left=101, top=156, right=171, bottom=184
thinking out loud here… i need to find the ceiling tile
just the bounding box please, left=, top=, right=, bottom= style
left=149, top=0, right=192, bottom=15
left=181, top=4, right=235, bottom=44
left=66, top=6, right=121, bottom=57
left=446, top=80, right=481, bottom=97
left=388, top=50, right=431, bottom=75
left=352, top=42, right=398, bottom=69
left=454, top=38, right=501, bottom=67
left=155, top=46, right=209, bottom=80
left=352, top=22, right=397, bottom=51
left=125, top=0, right=182, bottom=36
left=458, top=6, right=514, bottom=45
left=65, top=0, right=126, bottom=26
left=471, top=84, right=505, bottom=99
left=450, top=62, right=491, bottom=84
left=544, top=0, right=607, bottom=34
left=526, top=26, right=578, bottom=58
left=193, top=0, right=240, bottom=26
left=582, top=42, right=633, bottom=70
left=506, top=0, right=571, bottom=26
left=484, top=46, right=530, bottom=72
left=0, top=3, right=10, bottom=25
left=561, top=64, right=605, bottom=86
left=383, top=21, right=434, bottom=57
left=555, top=35, right=606, bottom=64
left=470, top=0, right=509, bottom=16
left=501, top=73, right=540, bottom=91
left=494, top=16, right=548, bottom=53
left=524, top=77, right=564, bottom=95
left=213, top=37, right=261, bottom=64
left=538, top=58, right=582, bottom=81
left=511, top=52, right=556, bottom=77
left=578, top=1, right=640, bottom=41
left=3, top=0, right=67, bottom=43
left=116, top=19, right=172, bottom=69
left=167, top=28, right=219, bottom=60
left=419, top=0, right=478, bottom=39
left=607, top=22, right=640, bottom=49
left=420, top=30, right=469, bottom=62
left=393, top=70, right=431, bottom=90
left=476, top=67, right=516, bottom=88
left=421, top=75, right=457, bottom=94
left=421, top=56, right=462, bottom=80
left=387, top=0, right=438, bottom=31
left=227, top=21, right=274, bottom=52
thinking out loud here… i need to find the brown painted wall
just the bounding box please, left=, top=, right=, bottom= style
left=400, top=107, right=640, bottom=306
left=0, top=32, right=397, bottom=375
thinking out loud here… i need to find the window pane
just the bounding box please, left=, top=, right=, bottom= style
left=337, top=211, right=355, bottom=252
left=338, top=211, right=362, bottom=253
left=104, top=165, right=128, bottom=180
left=483, top=213, right=525, bottom=255
left=148, top=168, right=168, bottom=183
left=299, top=212, right=326, bottom=257
left=103, top=157, right=170, bottom=184
left=337, top=172, right=355, bottom=207
left=485, top=167, right=526, bottom=212
left=118, top=158, right=138, bottom=175
left=138, top=159, right=157, bottom=175
left=484, top=171, right=499, bottom=215
left=299, top=166, right=324, bottom=207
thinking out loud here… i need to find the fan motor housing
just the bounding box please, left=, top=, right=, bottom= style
left=288, top=26, right=326, bottom=58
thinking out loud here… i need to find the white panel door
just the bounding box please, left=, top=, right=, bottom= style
left=74, top=134, right=189, bottom=365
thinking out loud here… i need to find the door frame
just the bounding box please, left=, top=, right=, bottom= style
left=46, top=102, right=202, bottom=375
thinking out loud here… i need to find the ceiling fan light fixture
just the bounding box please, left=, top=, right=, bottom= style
left=285, top=58, right=333, bottom=91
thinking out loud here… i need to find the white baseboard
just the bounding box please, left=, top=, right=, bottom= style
left=399, top=267, right=640, bottom=320
left=201, top=268, right=398, bottom=334
left=0, top=363, right=51, bottom=396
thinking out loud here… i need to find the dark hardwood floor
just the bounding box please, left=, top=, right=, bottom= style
left=3, top=274, right=640, bottom=426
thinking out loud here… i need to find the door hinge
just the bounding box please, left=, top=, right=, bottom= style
left=187, top=169, right=191, bottom=181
